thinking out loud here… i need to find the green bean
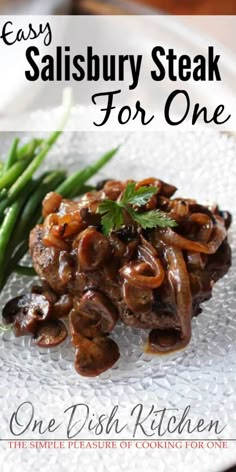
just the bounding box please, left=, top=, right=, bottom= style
left=14, top=265, right=36, bottom=276
left=6, top=182, right=92, bottom=283
left=56, top=146, right=119, bottom=198
left=1, top=171, right=66, bottom=290
left=2, top=138, right=19, bottom=174
left=0, top=189, right=7, bottom=201
left=0, top=180, right=38, bottom=288
left=0, top=200, right=7, bottom=217
left=0, top=135, right=61, bottom=210
left=0, top=203, right=24, bottom=287
left=7, top=133, right=62, bottom=202
left=0, top=90, right=73, bottom=289
left=0, top=172, right=50, bottom=218
left=20, top=169, right=66, bottom=223
left=73, top=184, right=95, bottom=196
left=8, top=170, right=66, bottom=251
left=0, top=159, right=30, bottom=190
left=17, top=138, right=43, bottom=161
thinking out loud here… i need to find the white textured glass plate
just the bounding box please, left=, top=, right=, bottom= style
left=0, top=122, right=235, bottom=472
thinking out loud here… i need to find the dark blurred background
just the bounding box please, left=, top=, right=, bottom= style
left=71, top=0, right=236, bottom=15
left=1, top=0, right=236, bottom=15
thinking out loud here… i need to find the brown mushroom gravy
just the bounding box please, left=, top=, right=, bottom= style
left=2, top=178, right=232, bottom=376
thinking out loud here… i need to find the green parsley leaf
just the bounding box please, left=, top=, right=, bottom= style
left=121, top=182, right=158, bottom=207
left=98, top=199, right=123, bottom=236
left=127, top=207, right=178, bottom=229
left=97, top=183, right=177, bottom=235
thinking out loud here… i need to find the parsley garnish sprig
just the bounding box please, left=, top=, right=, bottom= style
left=98, top=182, right=177, bottom=235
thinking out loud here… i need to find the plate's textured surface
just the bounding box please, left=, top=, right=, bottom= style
left=0, top=127, right=235, bottom=472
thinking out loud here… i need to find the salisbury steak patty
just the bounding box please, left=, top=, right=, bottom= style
left=29, top=181, right=231, bottom=358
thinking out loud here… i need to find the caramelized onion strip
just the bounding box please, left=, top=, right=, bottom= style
left=120, top=243, right=165, bottom=289
left=156, top=216, right=226, bottom=254
left=166, top=247, right=192, bottom=339
left=148, top=246, right=192, bottom=353
left=189, top=213, right=214, bottom=243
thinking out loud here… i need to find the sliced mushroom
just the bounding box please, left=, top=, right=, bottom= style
left=96, top=179, right=110, bottom=191
left=53, top=294, right=73, bottom=319
left=122, top=281, right=153, bottom=314
left=69, top=309, right=102, bottom=339
left=74, top=335, right=120, bottom=377
left=102, top=180, right=125, bottom=200
left=78, top=290, right=118, bottom=333
left=31, top=283, right=58, bottom=304
left=31, top=285, right=73, bottom=319
left=159, top=180, right=177, bottom=198
left=80, top=207, right=101, bottom=227
left=112, top=226, right=138, bottom=242
left=135, top=178, right=177, bottom=198
left=32, top=320, right=67, bottom=348
left=77, top=228, right=110, bottom=271
left=2, top=294, right=52, bottom=336
left=42, top=192, right=62, bottom=218
left=108, top=233, right=126, bottom=258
